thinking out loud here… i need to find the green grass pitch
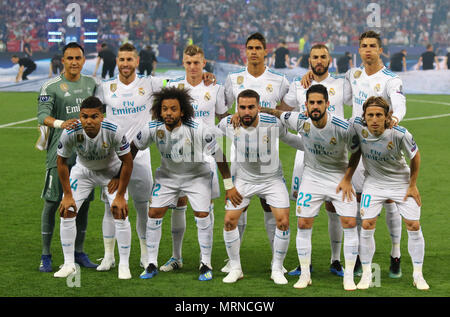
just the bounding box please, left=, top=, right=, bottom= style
left=0, top=91, right=449, bottom=298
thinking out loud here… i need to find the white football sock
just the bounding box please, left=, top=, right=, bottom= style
left=407, top=228, right=425, bottom=274
left=209, top=202, right=215, bottom=248
left=134, top=200, right=149, bottom=240
left=272, top=228, right=290, bottom=271
left=171, top=206, right=186, bottom=260
left=102, top=203, right=115, bottom=259
left=223, top=228, right=241, bottom=270
left=196, top=216, right=213, bottom=267
left=384, top=202, right=401, bottom=258
left=359, top=228, right=376, bottom=272
left=264, top=212, right=277, bottom=252
left=146, top=217, right=163, bottom=267
left=60, top=217, right=76, bottom=265
left=237, top=211, right=247, bottom=244
left=343, top=227, right=358, bottom=275
left=134, top=201, right=149, bottom=264
left=114, top=218, right=131, bottom=267
left=296, top=228, right=312, bottom=275
left=327, top=211, right=343, bottom=263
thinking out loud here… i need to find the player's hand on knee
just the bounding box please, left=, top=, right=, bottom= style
left=111, top=196, right=128, bottom=219
left=226, top=187, right=243, bottom=207
left=107, top=177, right=120, bottom=194
left=59, top=197, right=77, bottom=218
left=404, top=185, right=421, bottom=207
left=336, top=179, right=355, bottom=202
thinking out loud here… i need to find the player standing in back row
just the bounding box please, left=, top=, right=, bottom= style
left=37, top=42, right=98, bottom=273
left=160, top=44, right=229, bottom=273
left=223, top=33, right=290, bottom=273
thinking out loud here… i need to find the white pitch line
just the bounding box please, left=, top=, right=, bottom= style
left=403, top=113, right=450, bottom=121
left=408, top=99, right=450, bottom=106
left=0, top=117, right=37, bottom=128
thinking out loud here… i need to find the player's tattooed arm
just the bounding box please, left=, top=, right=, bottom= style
left=259, top=107, right=284, bottom=119
left=108, top=142, right=139, bottom=194
left=110, top=152, right=133, bottom=220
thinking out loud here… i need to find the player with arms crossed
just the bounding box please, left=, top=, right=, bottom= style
left=37, top=42, right=98, bottom=272
left=133, top=87, right=240, bottom=281
left=280, top=43, right=347, bottom=277
left=351, top=97, right=428, bottom=290
left=54, top=96, right=133, bottom=279
left=223, top=32, right=290, bottom=273
left=160, top=44, right=229, bottom=273
left=218, top=89, right=303, bottom=284
left=262, top=84, right=361, bottom=291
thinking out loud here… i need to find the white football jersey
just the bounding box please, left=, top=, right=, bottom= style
left=351, top=117, right=418, bottom=187
left=225, top=66, right=289, bottom=109
left=280, top=112, right=359, bottom=184
left=344, top=66, right=406, bottom=120
left=96, top=74, right=164, bottom=142
left=57, top=119, right=130, bottom=171
left=283, top=74, right=345, bottom=118
left=217, top=113, right=289, bottom=184
left=133, top=120, right=218, bottom=178
left=168, top=76, right=228, bottom=127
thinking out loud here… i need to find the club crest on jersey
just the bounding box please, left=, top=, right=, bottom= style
left=374, top=83, right=381, bottom=92
left=296, top=205, right=301, bottom=214
left=266, top=84, right=273, bottom=93
left=177, top=83, right=184, bottom=89
left=330, top=137, right=337, bottom=145
left=329, top=88, right=335, bottom=96
left=360, top=208, right=365, bottom=217
left=262, top=135, right=269, bottom=143
left=60, top=83, right=69, bottom=92
left=138, top=87, right=145, bottom=96
left=362, top=129, right=369, bottom=138
left=110, top=83, right=117, bottom=93
left=387, top=141, right=394, bottom=150
left=102, top=142, right=109, bottom=149
left=237, top=76, right=244, bottom=85
left=354, top=70, right=362, bottom=79
left=157, top=130, right=165, bottom=139
left=204, top=92, right=211, bottom=101
left=77, top=134, right=84, bottom=143
left=303, top=122, right=311, bottom=134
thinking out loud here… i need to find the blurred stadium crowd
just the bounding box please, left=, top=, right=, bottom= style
left=0, top=0, right=448, bottom=60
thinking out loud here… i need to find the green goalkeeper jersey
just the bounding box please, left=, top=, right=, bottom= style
left=37, top=74, right=97, bottom=169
